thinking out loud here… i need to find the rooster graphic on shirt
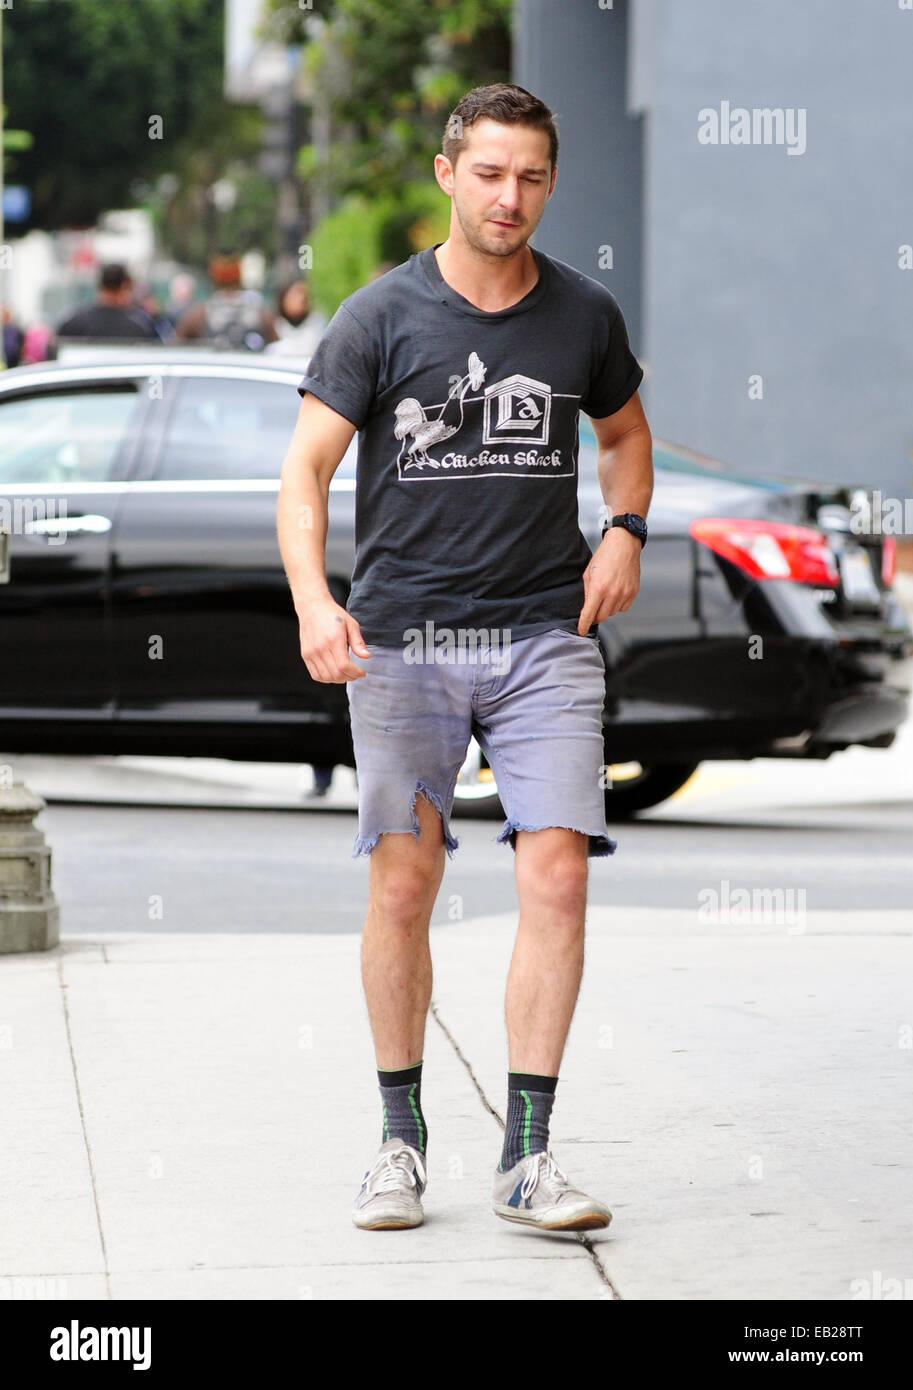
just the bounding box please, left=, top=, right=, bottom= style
left=391, top=352, right=568, bottom=479
left=394, top=352, right=487, bottom=469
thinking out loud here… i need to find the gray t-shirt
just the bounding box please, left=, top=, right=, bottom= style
left=297, top=241, right=643, bottom=645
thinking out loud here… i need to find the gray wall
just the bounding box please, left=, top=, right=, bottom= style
left=513, top=0, right=644, bottom=352
left=638, top=0, right=913, bottom=495
left=516, top=0, right=913, bottom=499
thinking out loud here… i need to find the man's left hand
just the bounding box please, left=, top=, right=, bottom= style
left=577, top=527, right=642, bottom=634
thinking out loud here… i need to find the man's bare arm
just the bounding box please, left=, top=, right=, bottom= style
left=578, top=390, right=654, bottom=633
left=276, top=393, right=370, bottom=683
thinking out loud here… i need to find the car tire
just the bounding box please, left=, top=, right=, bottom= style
left=451, top=740, right=702, bottom=821
left=603, top=761, right=701, bottom=817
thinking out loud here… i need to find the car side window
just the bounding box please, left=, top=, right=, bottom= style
left=0, top=387, right=140, bottom=485
left=155, top=377, right=292, bottom=480
left=156, top=376, right=358, bottom=482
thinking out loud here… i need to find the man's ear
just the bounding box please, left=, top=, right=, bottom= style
left=433, top=153, right=455, bottom=196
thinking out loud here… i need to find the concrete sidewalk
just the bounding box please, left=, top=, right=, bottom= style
left=3, top=907, right=912, bottom=1300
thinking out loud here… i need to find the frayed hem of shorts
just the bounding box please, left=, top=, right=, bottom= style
left=495, top=820, right=618, bottom=857
left=350, top=780, right=460, bottom=859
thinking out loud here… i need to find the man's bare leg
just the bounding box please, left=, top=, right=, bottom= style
left=360, top=790, right=447, bottom=1070
left=353, top=793, right=445, bottom=1226
left=506, top=827, right=589, bottom=1073
left=492, top=828, right=611, bottom=1229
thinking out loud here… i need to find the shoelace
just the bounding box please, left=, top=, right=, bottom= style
left=364, top=1145, right=427, bottom=1197
left=519, top=1150, right=570, bottom=1202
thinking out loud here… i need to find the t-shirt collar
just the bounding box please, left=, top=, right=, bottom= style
left=419, top=241, right=549, bottom=318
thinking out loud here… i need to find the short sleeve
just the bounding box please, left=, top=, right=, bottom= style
left=580, top=301, right=644, bottom=420
left=296, top=304, right=379, bottom=429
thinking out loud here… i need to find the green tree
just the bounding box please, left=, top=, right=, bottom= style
left=3, top=0, right=261, bottom=232
left=266, top=0, right=512, bottom=204
left=306, top=180, right=451, bottom=317
left=265, top=0, right=511, bottom=306
left=2, top=104, right=33, bottom=175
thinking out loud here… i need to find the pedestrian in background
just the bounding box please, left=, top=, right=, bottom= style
left=1, top=306, right=25, bottom=368
left=174, top=252, right=278, bottom=351
left=56, top=263, right=163, bottom=342
left=265, top=276, right=327, bottom=358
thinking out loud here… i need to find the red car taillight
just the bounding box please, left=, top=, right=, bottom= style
left=689, top=517, right=841, bottom=586
left=881, top=535, right=896, bottom=587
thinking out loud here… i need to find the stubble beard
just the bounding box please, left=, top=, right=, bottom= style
left=453, top=194, right=536, bottom=262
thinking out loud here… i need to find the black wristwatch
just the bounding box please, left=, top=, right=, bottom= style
left=602, top=513, right=648, bottom=548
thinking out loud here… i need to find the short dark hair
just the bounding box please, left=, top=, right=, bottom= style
left=99, top=263, right=130, bottom=292
left=442, top=83, right=558, bottom=172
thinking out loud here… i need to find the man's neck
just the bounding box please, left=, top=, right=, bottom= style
left=434, top=236, right=538, bottom=313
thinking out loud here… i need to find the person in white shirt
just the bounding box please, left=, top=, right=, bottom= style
left=266, top=277, right=328, bottom=357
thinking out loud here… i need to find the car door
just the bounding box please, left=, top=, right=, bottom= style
left=109, top=366, right=357, bottom=749
left=0, top=378, right=145, bottom=720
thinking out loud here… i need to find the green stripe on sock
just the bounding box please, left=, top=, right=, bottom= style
left=407, top=1082, right=425, bottom=1152
left=382, top=1099, right=389, bottom=1142
left=520, top=1089, right=533, bottom=1156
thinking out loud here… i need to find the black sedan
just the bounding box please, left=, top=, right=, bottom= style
left=0, top=349, right=909, bottom=817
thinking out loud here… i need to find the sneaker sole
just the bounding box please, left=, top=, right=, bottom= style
left=493, top=1204, right=611, bottom=1232
left=353, top=1209, right=424, bottom=1230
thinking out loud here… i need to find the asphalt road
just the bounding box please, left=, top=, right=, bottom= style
left=11, top=715, right=912, bottom=934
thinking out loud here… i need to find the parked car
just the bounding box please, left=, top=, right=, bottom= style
left=0, top=350, right=910, bottom=817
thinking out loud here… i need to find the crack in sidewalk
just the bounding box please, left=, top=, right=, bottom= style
left=57, top=957, right=112, bottom=1300
left=429, top=999, right=621, bottom=1299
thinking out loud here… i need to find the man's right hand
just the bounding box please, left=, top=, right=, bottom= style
left=298, top=599, right=371, bottom=683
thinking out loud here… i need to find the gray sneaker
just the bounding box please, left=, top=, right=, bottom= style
left=492, top=1150, right=612, bottom=1231
left=352, top=1138, right=427, bottom=1230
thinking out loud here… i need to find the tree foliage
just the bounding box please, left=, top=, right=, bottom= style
left=2, top=104, right=33, bottom=176
left=3, top=0, right=259, bottom=230
left=266, top=0, right=512, bottom=202
left=307, top=179, right=451, bottom=317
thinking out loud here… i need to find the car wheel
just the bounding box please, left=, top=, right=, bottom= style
left=450, top=743, right=701, bottom=821
left=603, top=761, right=701, bottom=817
left=450, top=737, right=504, bottom=819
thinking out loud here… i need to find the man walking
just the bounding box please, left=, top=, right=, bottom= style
left=277, top=83, right=652, bottom=1232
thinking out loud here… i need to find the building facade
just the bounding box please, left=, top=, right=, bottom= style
left=515, top=0, right=913, bottom=501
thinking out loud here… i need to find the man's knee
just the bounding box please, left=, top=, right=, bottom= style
left=369, top=790, right=447, bottom=913
left=516, top=828, right=589, bottom=911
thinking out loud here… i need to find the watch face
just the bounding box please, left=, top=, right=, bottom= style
left=604, top=515, right=647, bottom=541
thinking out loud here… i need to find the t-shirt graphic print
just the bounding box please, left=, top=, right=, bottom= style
left=297, top=242, right=643, bottom=645
left=394, top=351, right=574, bottom=480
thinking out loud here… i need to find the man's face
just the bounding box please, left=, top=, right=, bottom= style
left=435, top=117, right=557, bottom=258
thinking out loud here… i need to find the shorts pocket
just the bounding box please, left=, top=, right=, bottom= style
left=545, top=626, right=597, bottom=641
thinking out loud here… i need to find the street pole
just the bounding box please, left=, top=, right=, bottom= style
left=0, top=4, right=5, bottom=246
left=1, top=5, right=6, bottom=369
left=0, top=9, right=59, bottom=948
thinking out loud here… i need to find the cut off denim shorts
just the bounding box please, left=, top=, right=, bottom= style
left=345, top=626, right=617, bottom=860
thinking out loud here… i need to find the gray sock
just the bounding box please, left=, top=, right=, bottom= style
left=499, top=1071, right=557, bottom=1171
left=377, top=1060, right=427, bottom=1155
